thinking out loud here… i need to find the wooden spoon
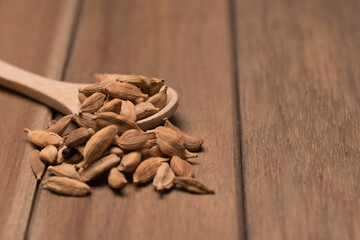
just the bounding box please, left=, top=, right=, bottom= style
left=0, top=59, right=178, bottom=130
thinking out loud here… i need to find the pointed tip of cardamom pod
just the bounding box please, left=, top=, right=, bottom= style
left=185, top=150, right=198, bottom=159
left=118, top=163, right=125, bottom=171
left=133, top=179, right=139, bottom=184
left=23, top=128, right=30, bottom=133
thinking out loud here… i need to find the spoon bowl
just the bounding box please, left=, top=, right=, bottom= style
left=0, top=59, right=178, bottom=130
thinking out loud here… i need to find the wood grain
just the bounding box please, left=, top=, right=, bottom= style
left=0, top=0, right=79, bottom=239
left=235, top=0, right=360, bottom=239
left=27, top=0, right=244, bottom=240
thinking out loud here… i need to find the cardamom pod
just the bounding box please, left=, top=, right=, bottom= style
left=94, top=73, right=147, bottom=89
left=170, top=156, right=194, bottom=177
left=133, top=157, right=168, bottom=183
left=146, top=77, right=165, bottom=96
left=164, top=119, right=204, bottom=151
left=48, top=163, right=80, bottom=180
left=114, top=129, right=148, bottom=150
left=73, top=113, right=100, bottom=131
left=80, top=154, right=121, bottom=182
left=153, top=162, right=175, bottom=191
left=95, top=98, right=122, bottom=115
left=64, top=127, right=95, bottom=147
left=173, top=177, right=214, bottom=194
left=47, top=114, right=73, bottom=135
left=39, top=145, right=58, bottom=164
left=78, top=91, right=87, bottom=103
left=119, top=100, right=136, bottom=122
left=141, top=145, right=166, bottom=158
left=42, top=176, right=91, bottom=196
left=56, top=146, right=66, bottom=164
left=24, top=128, right=62, bottom=148
left=79, top=92, right=106, bottom=113
left=118, top=151, right=142, bottom=172
left=135, top=102, right=159, bottom=120
left=107, top=146, right=124, bottom=157
left=95, top=112, right=140, bottom=134
left=146, top=86, right=167, bottom=109
left=30, top=150, right=45, bottom=180
left=83, top=125, right=118, bottom=168
left=108, top=167, right=127, bottom=189
left=79, top=82, right=106, bottom=96
left=104, top=81, right=147, bottom=100
left=152, top=126, right=187, bottom=158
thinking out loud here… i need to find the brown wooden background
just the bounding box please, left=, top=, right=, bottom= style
left=0, top=0, right=359, bottom=239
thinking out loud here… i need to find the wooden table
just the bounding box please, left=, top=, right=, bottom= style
left=0, top=0, right=359, bottom=239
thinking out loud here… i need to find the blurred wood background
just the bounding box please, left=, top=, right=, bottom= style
left=0, top=0, right=359, bottom=239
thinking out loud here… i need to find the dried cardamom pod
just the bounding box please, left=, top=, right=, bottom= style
left=146, top=86, right=167, bottom=109
left=24, top=128, right=62, bottom=148
left=79, top=92, right=106, bottom=113
left=133, top=157, right=168, bottom=183
left=95, top=98, right=122, bottom=115
left=83, top=125, right=118, bottom=168
left=94, top=73, right=147, bottom=88
left=153, top=162, right=175, bottom=191
left=141, top=145, right=166, bottom=158
left=108, top=167, right=127, bottom=189
left=48, top=163, right=80, bottom=180
left=170, top=156, right=194, bottom=177
left=73, top=113, right=100, bottom=131
left=119, top=100, right=136, bottom=122
left=104, top=81, right=147, bottom=100
left=64, top=127, right=95, bottom=147
left=95, top=112, right=140, bottom=134
left=42, top=176, right=91, bottom=196
left=118, top=151, right=142, bottom=172
left=56, top=146, right=66, bottom=164
left=152, top=126, right=188, bottom=158
left=80, top=154, right=121, bottom=182
left=108, top=146, right=124, bottom=157
left=114, top=129, right=148, bottom=150
left=47, top=114, right=73, bottom=135
left=146, top=77, right=165, bottom=96
left=78, top=91, right=87, bottom=103
left=173, top=177, right=214, bottom=194
left=164, top=119, right=204, bottom=151
left=79, top=82, right=106, bottom=96
left=39, top=145, right=58, bottom=164
left=135, top=102, right=159, bottom=120
left=30, top=150, right=45, bottom=180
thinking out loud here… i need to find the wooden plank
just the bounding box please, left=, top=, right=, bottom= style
left=0, top=0, right=79, bottom=239
left=235, top=0, right=360, bottom=239
left=27, top=0, right=244, bottom=240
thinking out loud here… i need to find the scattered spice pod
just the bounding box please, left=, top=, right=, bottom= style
left=22, top=73, right=211, bottom=197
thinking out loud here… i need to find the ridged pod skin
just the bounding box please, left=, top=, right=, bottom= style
left=95, top=112, right=141, bottom=134
left=173, top=177, right=214, bottom=194
left=73, top=113, right=101, bottom=131
left=42, top=176, right=91, bottom=196
left=120, top=100, right=137, bottom=122
left=79, top=92, right=106, bottom=113
left=95, top=98, right=122, bottom=115
left=39, top=145, right=58, bottom=164
left=152, top=127, right=187, bottom=158
left=118, top=151, right=142, bottom=172
left=146, top=86, right=167, bottom=109
left=115, top=129, right=148, bottom=150
left=24, top=128, right=62, bottom=148
left=153, top=162, right=175, bottom=191
left=64, top=127, right=94, bottom=147
left=133, top=157, right=168, bottom=183
left=135, top=102, right=159, bottom=120
left=83, top=125, right=118, bottom=168
left=79, top=82, right=107, bottom=96
left=164, top=119, right=204, bottom=151
left=47, top=114, right=73, bottom=135
left=170, top=156, right=194, bottom=177
left=30, top=150, right=45, bottom=180
left=146, top=77, right=165, bottom=96
left=104, top=81, right=147, bottom=100
left=80, top=154, right=121, bottom=182
left=48, top=163, right=80, bottom=180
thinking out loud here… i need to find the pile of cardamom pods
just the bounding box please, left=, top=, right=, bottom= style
left=24, top=74, right=214, bottom=196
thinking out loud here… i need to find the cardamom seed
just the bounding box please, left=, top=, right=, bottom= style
left=114, top=129, right=148, bottom=150
left=42, top=176, right=91, bottom=196
left=146, top=86, right=167, bottom=109
left=119, top=100, right=137, bottom=122
left=48, top=163, right=80, bottom=180
left=95, top=112, right=141, bottom=134
left=108, top=167, right=127, bottom=189
left=173, top=177, right=214, bottom=194
left=135, top=102, right=159, bottom=120
left=80, top=154, right=121, bottom=182
left=39, top=145, right=58, bottom=164
left=30, top=150, right=45, bottom=180
left=47, top=114, right=73, bottom=135
left=24, top=128, right=62, bottom=148
left=133, top=157, right=168, bottom=183
left=118, top=151, right=142, bottom=172
left=164, top=119, right=204, bottom=151
left=104, top=81, right=147, bottom=100
left=170, top=156, right=194, bottom=177
left=153, top=162, right=175, bottom=191
left=83, top=125, right=118, bottom=168
left=64, top=127, right=94, bottom=147
left=79, top=92, right=106, bottom=113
